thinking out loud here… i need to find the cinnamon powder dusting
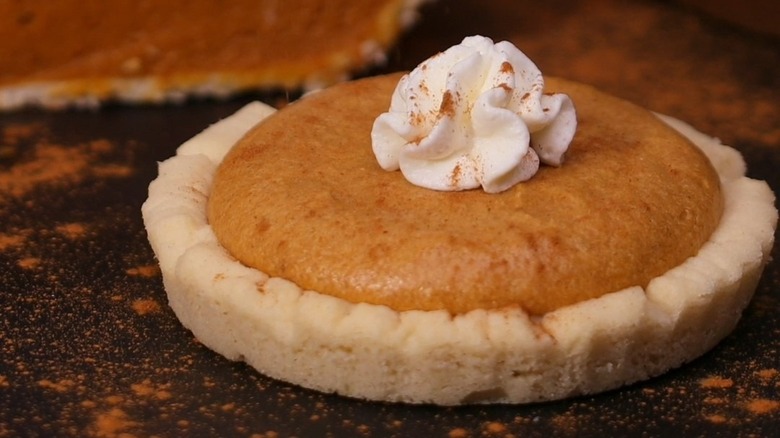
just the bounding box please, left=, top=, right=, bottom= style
left=37, top=378, right=79, bottom=393
left=17, top=257, right=41, bottom=269
left=499, top=61, right=514, bottom=75
left=450, top=163, right=463, bottom=187
left=447, top=428, right=469, bottom=438
left=0, top=231, right=28, bottom=250
left=0, top=123, right=134, bottom=209
left=0, top=120, right=137, bottom=283
left=56, top=222, right=88, bottom=240
left=698, top=376, right=734, bottom=389
left=126, top=264, right=160, bottom=278
left=698, top=368, right=780, bottom=424
left=745, top=399, right=780, bottom=415
left=439, top=90, right=457, bottom=118
left=704, top=414, right=728, bottom=424
left=756, top=368, right=778, bottom=380
left=90, top=408, right=140, bottom=437
left=131, top=298, right=162, bottom=315
left=0, top=140, right=91, bottom=199
left=483, top=421, right=508, bottom=435
left=130, top=379, right=172, bottom=401
left=0, top=118, right=169, bottom=437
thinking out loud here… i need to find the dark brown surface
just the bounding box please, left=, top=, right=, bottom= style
left=1, top=0, right=778, bottom=436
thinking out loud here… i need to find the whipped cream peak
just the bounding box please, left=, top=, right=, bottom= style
left=371, top=35, right=577, bottom=193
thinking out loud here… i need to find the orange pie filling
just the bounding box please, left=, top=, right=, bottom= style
left=207, top=73, right=723, bottom=315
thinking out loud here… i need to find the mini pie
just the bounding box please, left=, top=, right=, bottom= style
left=142, top=73, right=776, bottom=405
left=0, top=0, right=427, bottom=110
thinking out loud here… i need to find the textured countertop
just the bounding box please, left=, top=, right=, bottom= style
left=1, top=1, right=778, bottom=436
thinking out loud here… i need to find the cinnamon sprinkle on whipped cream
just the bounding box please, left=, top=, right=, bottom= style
left=371, top=35, right=577, bottom=193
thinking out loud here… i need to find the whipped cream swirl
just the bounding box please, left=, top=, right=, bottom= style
left=371, top=36, right=577, bottom=193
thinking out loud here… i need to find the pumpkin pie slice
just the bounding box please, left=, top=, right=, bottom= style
left=0, top=0, right=428, bottom=109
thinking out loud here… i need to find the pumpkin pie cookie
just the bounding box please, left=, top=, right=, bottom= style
left=142, top=38, right=776, bottom=404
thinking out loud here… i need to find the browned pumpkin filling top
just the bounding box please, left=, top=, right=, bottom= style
left=208, top=73, right=723, bottom=315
